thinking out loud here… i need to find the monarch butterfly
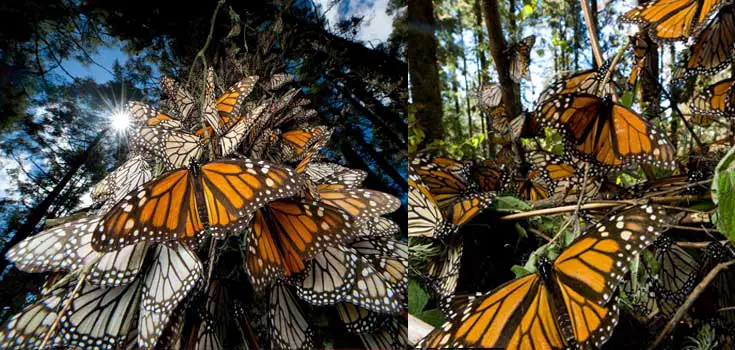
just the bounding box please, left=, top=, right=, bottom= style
left=6, top=216, right=149, bottom=287
left=127, top=101, right=184, bottom=130
left=470, top=160, right=507, bottom=192
left=244, top=199, right=355, bottom=291
left=0, top=286, right=66, bottom=349
left=91, top=159, right=302, bottom=252
left=303, top=162, right=368, bottom=189
left=508, top=169, right=551, bottom=201
left=92, top=154, right=153, bottom=212
left=296, top=222, right=404, bottom=311
left=215, top=75, right=258, bottom=127
left=677, top=4, right=735, bottom=77
left=336, top=302, right=384, bottom=333
left=537, top=93, right=677, bottom=169
left=618, top=174, right=695, bottom=199
left=529, top=150, right=602, bottom=201
left=621, top=0, right=725, bottom=41
left=160, top=75, right=197, bottom=121
left=132, top=101, right=268, bottom=170
left=418, top=204, right=669, bottom=349
left=358, top=317, right=407, bottom=349
left=628, top=33, right=652, bottom=88
left=263, top=73, right=295, bottom=90
left=426, top=237, right=464, bottom=299
left=694, top=241, right=735, bottom=327
left=411, top=157, right=483, bottom=209
left=647, top=235, right=699, bottom=316
left=537, top=66, right=610, bottom=108
left=58, top=280, right=142, bottom=349
left=408, top=166, right=494, bottom=238
left=509, top=35, right=536, bottom=83
left=690, top=78, right=735, bottom=124
left=478, top=83, right=503, bottom=110
left=139, top=244, right=202, bottom=348
left=269, top=282, right=313, bottom=349
left=278, top=126, right=333, bottom=162
left=182, top=280, right=228, bottom=350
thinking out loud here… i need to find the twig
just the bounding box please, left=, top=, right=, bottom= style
left=528, top=228, right=553, bottom=242
left=676, top=240, right=729, bottom=248
left=580, top=0, right=603, bottom=67
left=187, top=0, right=225, bottom=85
left=649, top=260, right=735, bottom=349
left=39, top=265, right=93, bottom=349
left=500, top=201, right=629, bottom=220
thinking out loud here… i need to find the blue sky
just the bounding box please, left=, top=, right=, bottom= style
left=57, top=46, right=131, bottom=83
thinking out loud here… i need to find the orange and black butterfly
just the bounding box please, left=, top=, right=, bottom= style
left=690, top=78, right=735, bottom=126
left=537, top=93, right=676, bottom=169
left=529, top=150, right=602, bottom=201
left=507, top=169, right=551, bottom=201
left=537, top=65, right=610, bottom=108
left=509, top=35, right=536, bottom=83
left=677, top=4, right=735, bottom=78
left=418, top=204, right=670, bottom=349
left=244, top=179, right=399, bottom=292
left=628, top=33, right=657, bottom=89
left=621, top=0, right=725, bottom=41
left=408, top=165, right=494, bottom=238
left=91, top=159, right=302, bottom=252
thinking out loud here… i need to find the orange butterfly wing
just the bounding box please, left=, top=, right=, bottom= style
left=93, top=169, right=203, bottom=251
left=199, top=160, right=302, bottom=238
left=245, top=200, right=356, bottom=291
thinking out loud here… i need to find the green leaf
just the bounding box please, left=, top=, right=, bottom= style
left=415, top=309, right=446, bottom=328
left=511, top=264, right=533, bottom=277
left=621, top=91, right=635, bottom=108
left=493, top=196, right=532, bottom=211
left=408, top=280, right=429, bottom=314
left=712, top=146, right=735, bottom=244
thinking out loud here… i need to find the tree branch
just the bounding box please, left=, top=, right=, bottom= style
left=481, top=0, right=520, bottom=117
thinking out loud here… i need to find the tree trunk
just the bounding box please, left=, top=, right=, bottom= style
left=481, top=0, right=520, bottom=117
left=0, top=129, right=107, bottom=273
left=408, top=0, right=445, bottom=145
left=637, top=0, right=660, bottom=118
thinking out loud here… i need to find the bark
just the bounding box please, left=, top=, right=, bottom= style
left=637, top=0, right=660, bottom=118
left=408, top=0, right=445, bottom=145
left=482, top=0, right=520, bottom=117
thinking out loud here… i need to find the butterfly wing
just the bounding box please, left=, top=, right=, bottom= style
left=132, top=126, right=203, bottom=170
left=199, top=159, right=303, bottom=237
left=217, top=102, right=267, bottom=157
left=621, top=0, right=722, bottom=40
left=679, top=4, right=735, bottom=77
left=59, top=281, right=142, bottom=349
left=8, top=216, right=149, bottom=287
left=408, top=170, right=451, bottom=238
left=0, top=287, right=66, bottom=349
left=93, top=169, right=203, bottom=252
left=216, top=75, right=258, bottom=126
left=551, top=205, right=668, bottom=347
left=138, top=244, right=202, bottom=348
left=538, top=94, right=676, bottom=168
left=160, top=76, right=196, bottom=121
left=245, top=199, right=356, bottom=291
left=418, top=274, right=566, bottom=348
left=316, top=186, right=400, bottom=224
left=269, top=282, right=313, bottom=349
left=426, top=238, right=464, bottom=299
left=296, top=246, right=358, bottom=305
left=648, top=235, right=699, bottom=316
left=127, top=101, right=183, bottom=130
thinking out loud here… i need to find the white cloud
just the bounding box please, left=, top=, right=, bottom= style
left=314, top=0, right=396, bottom=44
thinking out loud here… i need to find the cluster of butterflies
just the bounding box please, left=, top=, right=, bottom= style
left=1, top=68, right=407, bottom=349
left=409, top=0, right=735, bottom=346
